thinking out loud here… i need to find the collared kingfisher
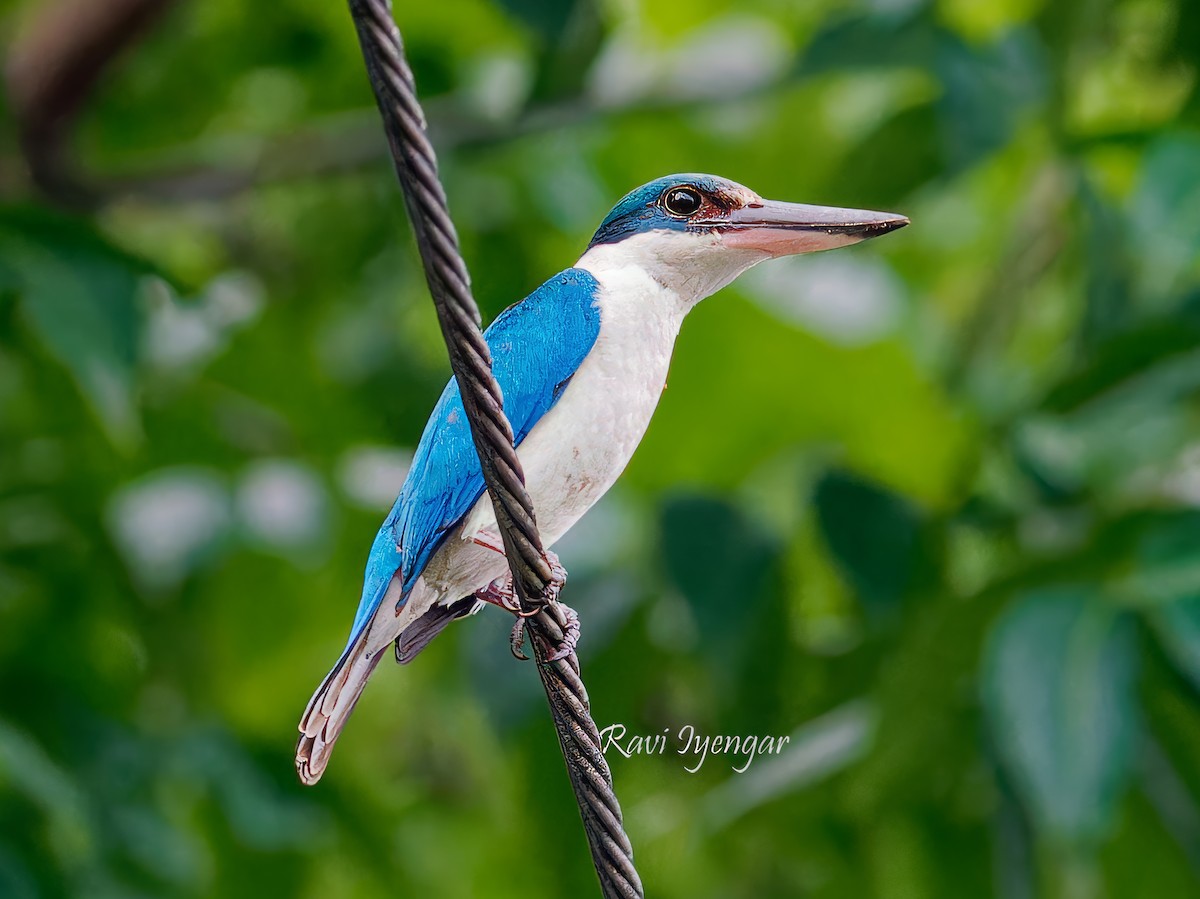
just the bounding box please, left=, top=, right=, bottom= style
left=297, top=174, right=907, bottom=784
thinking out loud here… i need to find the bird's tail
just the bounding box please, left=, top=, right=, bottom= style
left=296, top=633, right=384, bottom=785
left=394, top=595, right=480, bottom=664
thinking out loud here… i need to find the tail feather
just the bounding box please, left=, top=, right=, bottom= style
left=394, top=596, right=481, bottom=664
left=296, top=586, right=482, bottom=785
left=296, top=633, right=385, bottom=785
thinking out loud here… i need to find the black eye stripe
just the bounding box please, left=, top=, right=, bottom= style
left=662, top=187, right=703, bottom=217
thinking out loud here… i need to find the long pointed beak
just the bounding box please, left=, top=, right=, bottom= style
left=718, top=200, right=909, bottom=256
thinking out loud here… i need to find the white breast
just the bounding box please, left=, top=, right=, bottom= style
left=465, top=258, right=686, bottom=547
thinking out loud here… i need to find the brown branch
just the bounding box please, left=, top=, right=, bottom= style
left=4, top=0, right=179, bottom=206
left=9, top=64, right=792, bottom=206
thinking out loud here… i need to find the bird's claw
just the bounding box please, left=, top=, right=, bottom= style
left=510, top=616, right=530, bottom=661
left=509, top=601, right=579, bottom=663
left=544, top=550, right=567, bottom=595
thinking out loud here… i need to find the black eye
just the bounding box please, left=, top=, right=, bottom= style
left=663, top=187, right=703, bottom=217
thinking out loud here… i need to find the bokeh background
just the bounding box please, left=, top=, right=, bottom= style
left=2, top=0, right=1200, bottom=896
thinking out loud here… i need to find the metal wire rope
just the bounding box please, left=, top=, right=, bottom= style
left=344, top=2, right=644, bottom=895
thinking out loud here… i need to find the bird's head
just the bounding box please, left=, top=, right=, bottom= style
left=578, top=174, right=908, bottom=307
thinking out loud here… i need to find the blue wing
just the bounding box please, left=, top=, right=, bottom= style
left=346, top=267, right=602, bottom=645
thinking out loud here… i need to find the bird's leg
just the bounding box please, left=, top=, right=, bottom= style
left=468, top=532, right=578, bottom=661
left=470, top=532, right=565, bottom=613
left=471, top=530, right=506, bottom=555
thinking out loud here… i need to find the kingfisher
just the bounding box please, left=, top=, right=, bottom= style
left=297, top=174, right=907, bottom=783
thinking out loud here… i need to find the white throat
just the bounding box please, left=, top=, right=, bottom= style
left=576, top=230, right=769, bottom=314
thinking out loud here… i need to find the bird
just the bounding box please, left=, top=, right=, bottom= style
left=296, top=173, right=908, bottom=784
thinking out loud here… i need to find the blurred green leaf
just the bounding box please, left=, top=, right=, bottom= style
left=631, top=296, right=971, bottom=505
left=1153, top=597, right=1200, bottom=696
left=0, top=208, right=148, bottom=449
left=813, top=469, right=923, bottom=613
left=934, top=30, right=1046, bottom=171
left=1041, top=293, right=1200, bottom=413
left=982, top=590, right=1138, bottom=845
left=524, top=0, right=604, bottom=102
left=0, top=719, right=96, bottom=873
left=1170, top=0, right=1200, bottom=71
left=110, top=806, right=207, bottom=888
left=1135, top=512, right=1200, bottom=692
left=1115, top=511, right=1200, bottom=607
left=1130, top=133, right=1200, bottom=303
left=660, top=493, right=778, bottom=652
left=703, top=700, right=876, bottom=831
left=494, top=0, right=582, bottom=43
left=0, top=846, right=35, bottom=899
left=1076, top=178, right=1136, bottom=348
left=800, top=16, right=1046, bottom=171
left=798, top=14, right=939, bottom=75
left=841, top=585, right=1005, bottom=820
left=182, top=730, right=324, bottom=850
left=831, top=104, right=943, bottom=208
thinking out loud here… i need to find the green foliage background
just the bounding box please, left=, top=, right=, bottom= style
left=2, top=0, right=1200, bottom=896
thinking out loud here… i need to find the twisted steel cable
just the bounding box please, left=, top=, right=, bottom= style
left=345, top=1, right=643, bottom=895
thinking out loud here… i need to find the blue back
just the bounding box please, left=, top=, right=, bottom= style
left=347, top=267, right=602, bottom=645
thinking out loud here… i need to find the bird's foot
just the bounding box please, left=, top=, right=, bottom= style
left=478, top=549, right=570, bottom=660
left=474, top=575, right=523, bottom=614
left=510, top=600, right=579, bottom=662
left=473, top=550, right=567, bottom=614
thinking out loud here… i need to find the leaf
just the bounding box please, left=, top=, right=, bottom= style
left=1039, top=292, right=1200, bottom=413
left=799, top=15, right=1046, bottom=172
left=933, top=29, right=1046, bottom=171
left=1130, top=133, right=1200, bottom=303
left=1169, top=0, right=1200, bottom=71
left=523, top=0, right=603, bottom=102
left=1076, top=178, right=1137, bottom=350
left=1117, top=511, right=1200, bottom=608
left=828, top=104, right=943, bottom=209
left=660, top=493, right=778, bottom=652
left=702, top=700, right=876, bottom=831
left=629, top=297, right=972, bottom=504
left=494, top=0, right=582, bottom=43
left=0, top=845, right=36, bottom=899
left=1133, top=511, right=1200, bottom=692
left=982, top=589, right=1138, bottom=845
left=1154, top=597, right=1200, bottom=696
left=813, top=469, right=923, bottom=613
left=797, top=14, right=940, bottom=76
left=0, top=207, right=149, bottom=448
left=0, top=718, right=95, bottom=869
left=843, top=587, right=1005, bottom=818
